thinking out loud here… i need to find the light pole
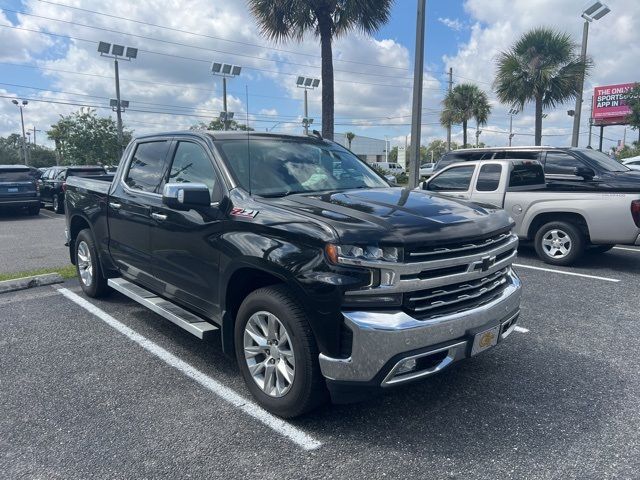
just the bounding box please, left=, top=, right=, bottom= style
left=98, top=41, right=137, bottom=155
left=508, top=108, right=518, bottom=146
left=32, top=127, right=42, bottom=148
left=12, top=99, right=29, bottom=165
left=571, top=2, right=610, bottom=147
left=296, top=76, right=320, bottom=135
left=212, top=62, right=242, bottom=130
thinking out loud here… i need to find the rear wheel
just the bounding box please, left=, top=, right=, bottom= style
left=53, top=194, right=64, bottom=214
left=75, top=229, right=109, bottom=298
left=234, top=285, right=328, bottom=418
left=534, top=221, right=585, bottom=266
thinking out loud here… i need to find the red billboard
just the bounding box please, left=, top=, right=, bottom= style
left=592, top=83, right=635, bottom=126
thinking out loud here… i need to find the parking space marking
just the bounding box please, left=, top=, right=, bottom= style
left=514, top=326, right=529, bottom=333
left=613, top=246, right=640, bottom=253
left=58, top=287, right=323, bottom=451
left=513, top=263, right=620, bottom=283
left=38, top=209, right=58, bottom=219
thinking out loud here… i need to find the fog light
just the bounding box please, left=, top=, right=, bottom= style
left=395, top=358, right=417, bottom=376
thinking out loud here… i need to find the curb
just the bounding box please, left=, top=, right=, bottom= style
left=0, top=273, right=64, bottom=294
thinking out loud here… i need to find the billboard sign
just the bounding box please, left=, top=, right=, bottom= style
left=592, top=83, right=635, bottom=126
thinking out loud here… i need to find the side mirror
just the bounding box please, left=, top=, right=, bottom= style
left=162, top=183, right=211, bottom=210
left=574, top=166, right=595, bottom=179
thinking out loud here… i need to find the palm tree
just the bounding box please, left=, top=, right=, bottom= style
left=440, top=84, right=492, bottom=147
left=345, top=131, right=355, bottom=149
left=248, top=0, right=394, bottom=140
left=494, top=27, right=590, bottom=146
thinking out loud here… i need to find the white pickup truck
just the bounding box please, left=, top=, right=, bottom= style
left=422, top=159, right=640, bottom=265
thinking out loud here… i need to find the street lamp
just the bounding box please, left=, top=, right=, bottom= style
left=11, top=99, right=29, bottom=165
left=571, top=2, right=610, bottom=147
left=296, top=76, right=320, bottom=135
left=98, top=41, right=137, bottom=155
left=508, top=108, right=518, bottom=146
left=212, top=62, right=241, bottom=130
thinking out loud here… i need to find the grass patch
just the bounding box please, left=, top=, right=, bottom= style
left=0, top=265, right=76, bottom=282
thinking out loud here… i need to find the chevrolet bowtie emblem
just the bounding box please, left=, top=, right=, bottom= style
left=481, top=256, right=496, bottom=272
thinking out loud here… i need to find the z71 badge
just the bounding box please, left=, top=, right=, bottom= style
left=230, top=207, right=259, bottom=218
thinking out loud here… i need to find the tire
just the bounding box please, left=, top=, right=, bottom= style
left=234, top=285, right=328, bottom=418
left=589, top=245, right=615, bottom=254
left=534, top=221, right=585, bottom=266
left=74, top=229, right=110, bottom=298
left=28, top=205, right=40, bottom=216
left=53, top=194, right=64, bottom=214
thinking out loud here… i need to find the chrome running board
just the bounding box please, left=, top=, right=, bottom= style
left=108, top=277, right=218, bottom=339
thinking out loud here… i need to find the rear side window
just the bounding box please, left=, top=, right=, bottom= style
left=494, top=151, right=540, bottom=160
left=0, top=169, right=33, bottom=182
left=476, top=164, right=502, bottom=191
left=544, top=152, right=584, bottom=175
left=428, top=165, right=476, bottom=191
left=509, top=162, right=545, bottom=188
left=125, top=141, right=171, bottom=193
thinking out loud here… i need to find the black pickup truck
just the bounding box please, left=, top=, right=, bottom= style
left=64, top=131, right=522, bottom=417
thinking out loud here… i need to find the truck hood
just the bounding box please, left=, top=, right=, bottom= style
left=274, top=187, right=513, bottom=245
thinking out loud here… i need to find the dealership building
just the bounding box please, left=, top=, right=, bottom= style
left=335, top=133, right=388, bottom=164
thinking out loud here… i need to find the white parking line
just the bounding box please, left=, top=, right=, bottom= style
left=513, top=263, right=620, bottom=283
left=613, top=246, right=640, bottom=253
left=514, top=326, right=529, bottom=333
left=58, top=287, right=322, bottom=451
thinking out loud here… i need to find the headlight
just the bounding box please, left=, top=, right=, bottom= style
left=325, top=244, right=400, bottom=265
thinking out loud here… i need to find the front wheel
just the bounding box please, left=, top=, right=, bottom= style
left=234, top=285, right=328, bottom=418
left=53, top=194, right=64, bottom=214
left=75, top=229, right=110, bottom=297
left=534, top=221, right=585, bottom=266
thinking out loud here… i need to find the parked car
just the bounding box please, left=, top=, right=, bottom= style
left=0, top=165, right=40, bottom=215
left=39, top=165, right=107, bottom=213
left=419, top=162, right=435, bottom=177
left=422, top=158, right=640, bottom=265
left=371, top=161, right=405, bottom=175
left=622, top=155, right=640, bottom=171
left=435, top=146, right=640, bottom=188
left=64, top=131, right=522, bottom=417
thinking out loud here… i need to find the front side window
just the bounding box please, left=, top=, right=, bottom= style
left=544, top=152, right=584, bottom=176
left=215, top=138, right=389, bottom=197
left=166, top=142, right=218, bottom=196
left=476, top=164, right=502, bottom=192
left=428, top=165, right=476, bottom=191
left=125, top=141, right=170, bottom=193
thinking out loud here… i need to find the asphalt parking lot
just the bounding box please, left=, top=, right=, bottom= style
left=0, top=208, right=68, bottom=273
left=1, top=215, right=639, bottom=479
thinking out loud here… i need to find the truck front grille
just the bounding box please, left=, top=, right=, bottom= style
left=405, top=231, right=512, bottom=263
left=404, top=268, right=510, bottom=319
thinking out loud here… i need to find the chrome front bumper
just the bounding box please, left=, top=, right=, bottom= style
left=319, top=269, right=522, bottom=385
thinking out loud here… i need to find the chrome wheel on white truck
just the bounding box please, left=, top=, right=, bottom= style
left=534, top=221, right=585, bottom=266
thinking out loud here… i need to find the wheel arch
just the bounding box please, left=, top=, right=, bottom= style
left=526, top=211, right=590, bottom=241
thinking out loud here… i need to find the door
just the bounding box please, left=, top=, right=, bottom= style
left=40, top=168, right=56, bottom=202
left=108, top=139, right=171, bottom=287
left=425, top=164, right=476, bottom=200
left=470, top=163, right=504, bottom=207
left=542, top=151, right=599, bottom=191
left=149, top=139, right=225, bottom=318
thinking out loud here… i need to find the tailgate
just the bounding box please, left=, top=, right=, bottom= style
left=0, top=181, right=37, bottom=198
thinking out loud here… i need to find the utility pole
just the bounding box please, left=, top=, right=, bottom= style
left=409, top=0, right=426, bottom=189
left=446, top=67, right=453, bottom=151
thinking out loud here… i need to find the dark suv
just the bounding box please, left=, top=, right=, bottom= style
left=39, top=166, right=106, bottom=213
left=0, top=165, right=40, bottom=215
left=434, top=146, right=640, bottom=190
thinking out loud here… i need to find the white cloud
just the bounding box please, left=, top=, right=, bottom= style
left=438, top=17, right=465, bottom=32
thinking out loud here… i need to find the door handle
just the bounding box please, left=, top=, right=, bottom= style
left=151, top=212, right=167, bottom=221
left=109, top=202, right=122, bottom=210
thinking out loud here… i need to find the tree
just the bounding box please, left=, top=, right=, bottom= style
left=47, top=110, right=132, bottom=165
left=440, top=84, right=492, bottom=147
left=191, top=118, right=253, bottom=131
left=28, top=145, right=57, bottom=168
left=625, top=83, right=640, bottom=132
left=248, top=0, right=393, bottom=140
left=345, top=131, right=355, bottom=149
left=424, top=139, right=460, bottom=163
left=494, top=27, right=590, bottom=146
left=0, top=134, right=21, bottom=165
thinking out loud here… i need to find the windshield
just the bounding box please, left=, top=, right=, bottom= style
left=578, top=149, right=629, bottom=172
left=215, top=138, right=389, bottom=197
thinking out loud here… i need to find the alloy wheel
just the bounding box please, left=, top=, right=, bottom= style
left=541, top=229, right=572, bottom=259
left=243, top=311, right=295, bottom=397
left=76, top=241, right=93, bottom=287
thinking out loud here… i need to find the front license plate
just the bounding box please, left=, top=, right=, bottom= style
left=471, top=325, right=500, bottom=356
left=8, top=187, right=18, bottom=193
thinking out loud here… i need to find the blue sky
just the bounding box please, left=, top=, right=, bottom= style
left=0, top=0, right=637, bottom=151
